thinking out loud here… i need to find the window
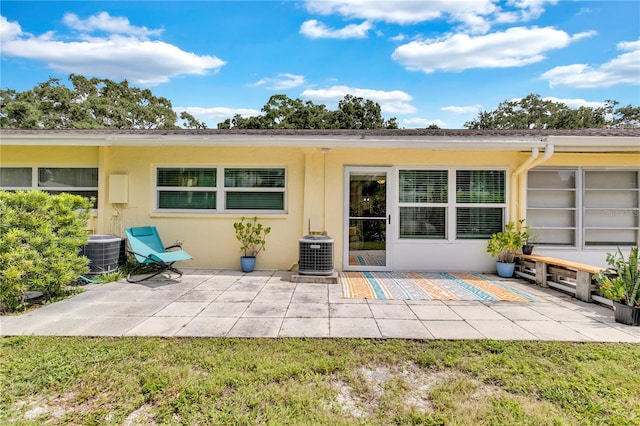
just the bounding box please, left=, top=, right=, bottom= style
left=584, top=170, right=638, bottom=246
left=224, top=168, right=285, bottom=211
left=0, top=167, right=98, bottom=206
left=455, top=170, right=505, bottom=239
left=398, top=170, right=447, bottom=239
left=156, top=167, right=217, bottom=211
left=155, top=166, right=286, bottom=213
left=527, top=168, right=639, bottom=247
left=398, top=169, right=506, bottom=240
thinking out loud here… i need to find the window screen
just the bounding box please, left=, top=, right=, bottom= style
left=156, top=168, right=217, bottom=210
left=224, top=168, right=285, bottom=211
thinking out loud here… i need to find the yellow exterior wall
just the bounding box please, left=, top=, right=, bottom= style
left=0, top=146, right=99, bottom=164
left=2, top=143, right=638, bottom=271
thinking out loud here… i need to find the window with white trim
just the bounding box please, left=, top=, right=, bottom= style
left=399, top=170, right=447, bottom=239
left=0, top=167, right=98, bottom=206
left=398, top=168, right=506, bottom=240
left=527, top=168, right=639, bottom=247
left=455, top=170, right=505, bottom=239
left=154, top=166, right=286, bottom=213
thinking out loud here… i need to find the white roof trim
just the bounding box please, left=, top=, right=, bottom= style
left=1, top=133, right=638, bottom=152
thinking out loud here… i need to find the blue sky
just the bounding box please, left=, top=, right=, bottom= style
left=1, top=1, right=639, bottom=128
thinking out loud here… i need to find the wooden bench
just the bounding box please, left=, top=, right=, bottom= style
left=515, top=254, right=604, bottom=303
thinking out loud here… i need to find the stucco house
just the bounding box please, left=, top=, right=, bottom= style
left=1, top=129, right=638, bottom=273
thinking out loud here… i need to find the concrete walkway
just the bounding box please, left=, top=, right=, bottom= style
left=1, top=269, right=639, bottom=342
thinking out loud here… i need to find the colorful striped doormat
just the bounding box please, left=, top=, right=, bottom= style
left=340, top=271, right=539, bottom=302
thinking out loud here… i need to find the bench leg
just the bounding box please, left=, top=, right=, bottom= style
left=576, top=271, right=592, bottom=302
left=535, top=261, right=547, bottom=287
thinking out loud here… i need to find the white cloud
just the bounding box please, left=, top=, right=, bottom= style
left=250, top=73, right=306, bottom=90
left=301, top=85, right=416, bottom=114
left=402, top=117, right=448, bottom=128
left=540, top=39, right=640, bottom=88
left=304, top=0, right=557, bottom=34
left=175, top=106, right=262, bottom=126
left=0, top=14, right=225, bottom=85
left=541, top=97, right=606, bottom=109
left=300, top=19, right=372, bottom=39
left=62, top=12, right=163, bottom=38
left=0, top=16, right=22, bottom=41
left=392, top=27, right=595, bottom=73
left=305, top=0, right=495, bottom=28
left=441, top=104, right=483, bottom=114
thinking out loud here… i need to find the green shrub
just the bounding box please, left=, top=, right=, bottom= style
left=0, top=190, right=92, bottom=312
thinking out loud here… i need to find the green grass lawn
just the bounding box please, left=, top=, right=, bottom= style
left=1, top=337, right=639, bottom=425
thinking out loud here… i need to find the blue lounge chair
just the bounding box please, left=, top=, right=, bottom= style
left=125, top=226, right=192, bottom=283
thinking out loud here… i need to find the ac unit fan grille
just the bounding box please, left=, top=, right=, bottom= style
left=298, top=235, right=334, bottom=275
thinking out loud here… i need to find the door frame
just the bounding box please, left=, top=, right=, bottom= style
left=343, top=166, right=393, bottom=271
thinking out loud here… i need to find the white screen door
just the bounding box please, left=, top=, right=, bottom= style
left=344, top=167, right=391, bottom=271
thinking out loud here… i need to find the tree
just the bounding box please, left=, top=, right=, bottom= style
left=180, top=111, right=208, bottom=129
left=463, top=93, right=639, bottom=129
left=218, top=94, right=398, bottom=129
left=1, top=74, right=179, bottom=129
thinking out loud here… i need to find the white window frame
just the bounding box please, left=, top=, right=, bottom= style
left=396, top=167, right=508, bottom=242
left=0, top=166, right=99, bottom=205
left=153, top=165, right=287, bottom=214
left=527, top=167, right=640, bottom=249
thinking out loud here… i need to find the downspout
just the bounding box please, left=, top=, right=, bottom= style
left=511, top=142, right=555, bottom=222
left=510, top=147, right=539, bottom=223
left=301, top=148, right=314, bottom=236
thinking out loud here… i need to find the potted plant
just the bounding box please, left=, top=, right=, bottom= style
left=486, top=220, right=527, bottom=278
left=233, top=217, right=271, bottom=273
left=522, top=226, right=538, bottom=255
left=595, top=246, right=640, bottom=326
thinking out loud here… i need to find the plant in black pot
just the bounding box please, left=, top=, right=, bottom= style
left=233, top=217, right=271, bottom=273
left=521, top=225, right=538, bottom=255
left=486, top=220, right=527, bottom=278
left=596, top=246, right=640, bottom=326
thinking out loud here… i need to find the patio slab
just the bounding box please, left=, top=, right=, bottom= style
left=1, top=269, right=638, bottom=342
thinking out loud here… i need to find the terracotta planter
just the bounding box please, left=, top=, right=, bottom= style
left=613, top=301, right=640, bottom=326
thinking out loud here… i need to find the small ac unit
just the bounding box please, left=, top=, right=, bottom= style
left=298, top=235, right=334, bottom=275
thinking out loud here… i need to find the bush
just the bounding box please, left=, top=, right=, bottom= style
left=0, top=191, right=92, bottom=312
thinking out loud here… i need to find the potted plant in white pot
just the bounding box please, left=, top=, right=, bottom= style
left=486, top=220, right=527, bottom=278
left=596, top=246, right=640, bottom=326
left=233, top=217, right=271, bottom=273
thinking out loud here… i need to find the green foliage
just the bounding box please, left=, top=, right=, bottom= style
left=0, top=74, right=179, bottom=129
left=233, top=217, right=271, bottom=257
left=486, top=220, right=528, bottom=263
left=218, top=93, right=398, bottom=129
left=0, top=191, right=91, bottom=312
left=464, top=93, right=638, bottom=129
left=1, top=338, right=639, bottom=424
left=596, top=247, right=640, bottom=307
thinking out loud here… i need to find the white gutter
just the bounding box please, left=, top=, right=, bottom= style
left=512, top=143, right=555, bottom=222
left=510, top=148, right=539, bottom=223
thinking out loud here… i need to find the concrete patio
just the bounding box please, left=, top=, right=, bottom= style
left=1, top=269, right=639, bottom=342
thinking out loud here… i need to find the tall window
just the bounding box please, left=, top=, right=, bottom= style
left=155, top=166, right=286, bottom=213
left=398, top=170, right=447, bottom=239
left=0, top=167, right=98, bottom=206
left=526, top=169, right=576, bottom=246
left=527, top=168, right=639, bottom=247
left=455, top=170, right=505, bottom=239
left=398, top=168, right=506, bottom=240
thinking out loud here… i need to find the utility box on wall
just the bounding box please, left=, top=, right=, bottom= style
left=108, top=174, right=128, bottom=204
